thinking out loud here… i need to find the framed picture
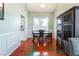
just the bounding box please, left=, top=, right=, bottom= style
left=0, top=3, right=4, bottom=20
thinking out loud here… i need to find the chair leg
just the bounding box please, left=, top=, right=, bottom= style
left=32, top=37, right=36, bottom=49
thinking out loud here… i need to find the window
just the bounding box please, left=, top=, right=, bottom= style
left=33, top=16, right=48, bottom=31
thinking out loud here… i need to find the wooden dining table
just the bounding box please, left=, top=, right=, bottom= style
left=32, top=30, right=52, bottom=39
left=32, top=30, right=52, bottom=49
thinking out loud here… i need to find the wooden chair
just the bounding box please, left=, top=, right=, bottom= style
left=32, top=31, right=39, bottom=48
left=32, top=30, right=45, bottom=47
left=45, top=33, right=52, bottom=49
left=38, top=30, right=44, bottom=44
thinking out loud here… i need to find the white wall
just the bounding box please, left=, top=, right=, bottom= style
left=19, top=4, right=28, bottom=40
left=0, top=3, right=28, bottom=55
left=53, top=3, right=79, bottom=39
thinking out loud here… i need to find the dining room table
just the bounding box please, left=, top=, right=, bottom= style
left=32, top=30, right=52, bottom=48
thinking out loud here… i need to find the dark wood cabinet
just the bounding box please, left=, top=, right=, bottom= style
left=57, top=6, right=79, bottom=55
left=63, top=11, right=74, bottom=41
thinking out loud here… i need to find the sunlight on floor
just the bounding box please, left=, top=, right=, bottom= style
left=33, top=52, right=40, bottom=56
left=33, top=51, right=48, bottom=56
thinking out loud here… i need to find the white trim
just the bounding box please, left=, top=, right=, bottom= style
left=8, top=41, right=19, bottom=48
left=0, top=31, right=21, bottom=56
left=0, top=31, right=20, bottom=37
left=7, top=43, right=21, bottom=56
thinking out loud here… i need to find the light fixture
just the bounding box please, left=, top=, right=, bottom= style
left=40, top=3, right=46, bottom=8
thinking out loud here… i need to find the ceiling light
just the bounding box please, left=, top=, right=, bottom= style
left=40, top=4, right=46, bottom=8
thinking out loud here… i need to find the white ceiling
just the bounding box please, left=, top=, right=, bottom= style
left=26, top=3, right=57, bottom=12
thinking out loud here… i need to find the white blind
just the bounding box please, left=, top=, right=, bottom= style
left=33, top=16, right=48, bottom=31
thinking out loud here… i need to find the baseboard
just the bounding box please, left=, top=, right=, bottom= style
left=7, top=43, right=21, bottom=56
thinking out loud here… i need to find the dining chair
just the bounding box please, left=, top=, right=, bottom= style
left=32, top=31, right=39, bottom=48
left=38, top=30, right=44, bottom=44
left=45, top=33, right=52, bottom=49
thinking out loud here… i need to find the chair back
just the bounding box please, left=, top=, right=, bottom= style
left=39, top=30, right=44, bottom=37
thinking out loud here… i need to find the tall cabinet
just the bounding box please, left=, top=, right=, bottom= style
left=57, top=6, right=79, bottom=55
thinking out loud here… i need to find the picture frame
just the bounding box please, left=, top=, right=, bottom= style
left=0, top=3, right=4, bottom=20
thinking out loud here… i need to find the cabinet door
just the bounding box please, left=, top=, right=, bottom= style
left=62, top=10, right=74, bottom=41
left=57, top=16, right=62, bottom=48
left=75, top=8, right=79, bottom=37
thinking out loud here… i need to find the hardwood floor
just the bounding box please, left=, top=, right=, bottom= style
left=10, top=38, right=66, bottom=56
left=33, top=38, right=66, bottom=56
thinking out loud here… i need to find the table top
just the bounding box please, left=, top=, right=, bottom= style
left=32, top=30, right=52, bottom=33
left=33, top=31, right=52, bottom=34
